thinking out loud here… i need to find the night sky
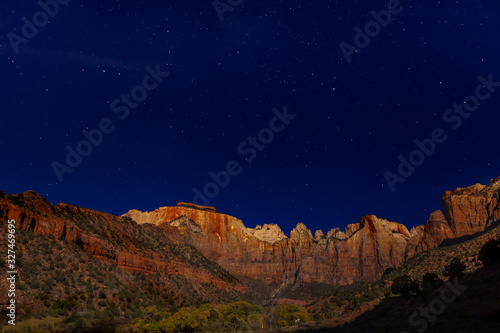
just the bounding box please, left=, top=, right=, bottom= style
left=1, top=0, right=499, bottom=235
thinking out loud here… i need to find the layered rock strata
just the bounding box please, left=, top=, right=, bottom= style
left=124, top=177, right=500, bottom=286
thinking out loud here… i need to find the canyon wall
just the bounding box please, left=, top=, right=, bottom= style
left=124, top=177, right=500, bottom=287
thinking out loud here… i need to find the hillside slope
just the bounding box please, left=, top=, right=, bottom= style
left=0, top=190, right=248, bottom=318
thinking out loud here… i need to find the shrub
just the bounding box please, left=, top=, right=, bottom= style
left=444, top=258, right=466, bottom=277
left=391, top=274, right=420, bottom=296
left=98, top=289, right=107, bottom=299
left=98, top=300, right=109, bottom=307
left=422, top=272, right=440, bottom=290
left=478, top=238, right=500, bottom=266
left=51, top=298, right=78, bottom=316
left=321, top=302, right=336, bottom=319
left=330, top=296, right=345, bottom=307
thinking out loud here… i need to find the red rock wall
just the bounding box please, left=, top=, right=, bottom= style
left=0, top=197, right=247, bottom=293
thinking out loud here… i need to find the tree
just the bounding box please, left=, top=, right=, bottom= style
left=105, top=302, right=120, bottom=317
left=478, top=238, right=500, bottom=266
left=158, top=318, right=176, bottom=333
left=170, top=308, right=199, bottom=332
left=422, top=272, right=440, bottom=290
left=81, top=310, right=119, bottom=333
left=271, top=305, right=309, bottom=327
left=322, top=302, right=336, bottom=319
left=391, top=274, right=420, bottom=296
left=444, top=257, right=466, bottom=277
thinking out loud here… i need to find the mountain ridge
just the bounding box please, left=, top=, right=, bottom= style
left=121, top=177, right=500, bottom=287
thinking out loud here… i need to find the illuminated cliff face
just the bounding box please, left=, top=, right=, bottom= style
left=124, top=203, right=414, bottom=285
left=123, top=177, right=500, bottom=286
left=442, top=177, right=500, bottom=237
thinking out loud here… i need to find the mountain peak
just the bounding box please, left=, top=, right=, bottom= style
left=443, top=177, right=500, bottom=197
left=245, top=224, right=287, bottom=244
left=290, top=222, right=313, bottom=240
left=485, top=176, right=500, bottom=191
left=20, top=190, right=45, bottom=200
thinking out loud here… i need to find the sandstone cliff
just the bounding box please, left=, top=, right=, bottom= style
left=124, top=177, right=500, bottom=289
left=124, top=206, right=413, bottom=286
left=442, top=177, right=500, bottom=237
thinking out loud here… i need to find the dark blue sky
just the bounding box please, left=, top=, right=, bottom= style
left=1, top=0, right=499, bottom=235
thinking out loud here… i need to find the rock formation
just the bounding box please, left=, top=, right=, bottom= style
left=123, top=177, right=500, bottom=288
left=2, top=176, right=499, bottom=297
left=414, top=210, right=455, bottom=252
left=0, top=191, right=247, bottom=293
left=409, top=176, right=500, bottom=254
left=124, top=206, right=413, bottom=285
left=442, top=177, right=500, bottom=237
